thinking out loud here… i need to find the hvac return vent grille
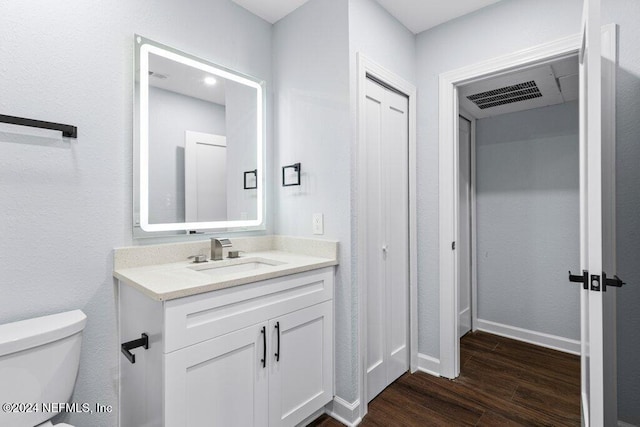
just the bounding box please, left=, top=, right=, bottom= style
left=467, top=81, right=542, bottom=109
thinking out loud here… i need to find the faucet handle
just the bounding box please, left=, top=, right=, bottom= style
left=188, top=254, right=207, bottom=263
left=228, top=250, right=244, bottom=259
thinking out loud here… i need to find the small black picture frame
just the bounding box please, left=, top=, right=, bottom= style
left=243, top=169, right=258, bottom=190
left=282, top=163, right=301, bottom=187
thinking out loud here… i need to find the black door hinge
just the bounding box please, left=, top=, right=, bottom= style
left=452, top=241, right=456, bottom=250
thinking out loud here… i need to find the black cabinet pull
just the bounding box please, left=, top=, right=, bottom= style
left=260, top=326, right=266, bottom=368
left=274, top=322, right=280, bottom=362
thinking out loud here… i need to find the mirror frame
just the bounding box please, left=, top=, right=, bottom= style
left=133, top=35, right=266, bottom=236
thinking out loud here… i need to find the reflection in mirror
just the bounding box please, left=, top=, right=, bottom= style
left=134, top=35, right=265, bottom=235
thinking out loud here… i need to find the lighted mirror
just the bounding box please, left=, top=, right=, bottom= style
left=134, top=35, right=265, bottom=235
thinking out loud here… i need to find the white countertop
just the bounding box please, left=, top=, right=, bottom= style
left=114, top=249, right=338, bottom=301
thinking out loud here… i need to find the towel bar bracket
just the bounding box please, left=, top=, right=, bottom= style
left=121, top=333, right=149, bottom=364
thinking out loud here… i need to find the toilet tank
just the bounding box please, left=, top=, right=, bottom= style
left=0, top=310, right=87, bottom=427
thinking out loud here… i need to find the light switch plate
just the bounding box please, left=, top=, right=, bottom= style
left=312, top=213, right=324, bottom=235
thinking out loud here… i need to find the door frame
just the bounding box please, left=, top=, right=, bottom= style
left=438, top=25, right=617, bottom=380
left=356, top=53, right=418, bottom=419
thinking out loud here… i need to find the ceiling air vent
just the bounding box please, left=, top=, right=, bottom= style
left=467, top=81, right=542, bottom=110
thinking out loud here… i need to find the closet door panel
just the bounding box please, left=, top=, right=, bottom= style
left=364, top=79, right=387, bottom=402
left=365, top=78, right=410, bottom=401
left=383, top=89, right=410, bottom=384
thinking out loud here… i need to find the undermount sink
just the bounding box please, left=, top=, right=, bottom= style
left=189, top=258, right=283, bottom=277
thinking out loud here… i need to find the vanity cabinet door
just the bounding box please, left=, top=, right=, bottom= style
left=268, top=301, right=333, bottom=427
left=165, top=322, right=269, bottom=427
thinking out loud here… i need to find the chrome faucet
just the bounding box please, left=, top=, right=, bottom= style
left=210, top=238, right=232, bottom=261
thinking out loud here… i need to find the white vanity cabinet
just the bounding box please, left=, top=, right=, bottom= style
left=119, top=266, right=334, bottom=427
left=164, top=323, right=269, bottom=426
left=268, top=301, right=333, bottom=426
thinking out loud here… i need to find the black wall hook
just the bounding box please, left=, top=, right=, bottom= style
left=282, top=162, right=301, bottom=186
left=244, top=169, right=258, bottom=189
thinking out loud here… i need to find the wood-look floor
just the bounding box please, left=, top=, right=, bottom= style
left=310, top=331, right=580, bottom=426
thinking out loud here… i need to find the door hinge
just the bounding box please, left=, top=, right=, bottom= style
left=452, top=241, right=456, bottom=250
left=569, top=270, right=626, bottom=292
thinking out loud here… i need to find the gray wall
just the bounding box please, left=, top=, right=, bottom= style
left=416, top=0, right=640, bottom=422
left=475, top=101, right=580, bottom=340
left=148, top=87, right=226, bottom=224
left=0, top=1, right=272, bottom=425
left=272, top=0, right=354, bottom=401
left=225, top=81, right=260, bottom=221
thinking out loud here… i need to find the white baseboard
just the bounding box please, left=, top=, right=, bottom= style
left=476, top=319, right=580, bottom=355
left=298, top=408, right=326, bottom=427
left=325, top=396, right=361, bottom=427
left=417, top=353, right=440, bottom=377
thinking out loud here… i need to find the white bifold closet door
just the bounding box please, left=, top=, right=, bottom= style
left=365, top=77, right=409, bottom=403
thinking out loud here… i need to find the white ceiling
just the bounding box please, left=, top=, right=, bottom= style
left=148, top=53, right=227, bottom=105
left=232, top=0, right=504, bottom=34
left=374, top=0, right=503, bottom=34
left=232, top=0, right=311, bottom=24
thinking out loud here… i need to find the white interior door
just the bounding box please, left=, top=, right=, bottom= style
left=578, top=0, right=618, bottom=424
left=365, top=77, right=409, bottom=403
left=458, top=116, right=472, bottom=339
left=185, top=131, right=227, bottom=222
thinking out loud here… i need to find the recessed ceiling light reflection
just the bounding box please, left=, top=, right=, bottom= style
left=204, top=76, right=217, bottom=86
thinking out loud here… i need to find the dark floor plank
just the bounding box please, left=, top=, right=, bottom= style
left=406, top=369, right=568, bottom=427
left=363, top=385, right=478, bottom=427
left=388, top=377, right=484, bottom=425
left=465, top=343, right=580, bottom=398
left=511, top=382, right=581, bottom=426
left=307, top=414, right=342, bottom=427
left=308, top=332, right=580, bottom=427
left=476, top=411, right=528, bottom=427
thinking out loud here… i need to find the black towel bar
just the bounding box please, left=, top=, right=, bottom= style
left=0, top=114, right=77, bottom=138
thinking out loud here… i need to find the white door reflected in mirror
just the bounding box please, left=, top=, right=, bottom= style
left=185, top=131, right=227, bottom=222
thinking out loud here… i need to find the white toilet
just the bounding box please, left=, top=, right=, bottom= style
left=0, top=310, right=86, bottom=427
